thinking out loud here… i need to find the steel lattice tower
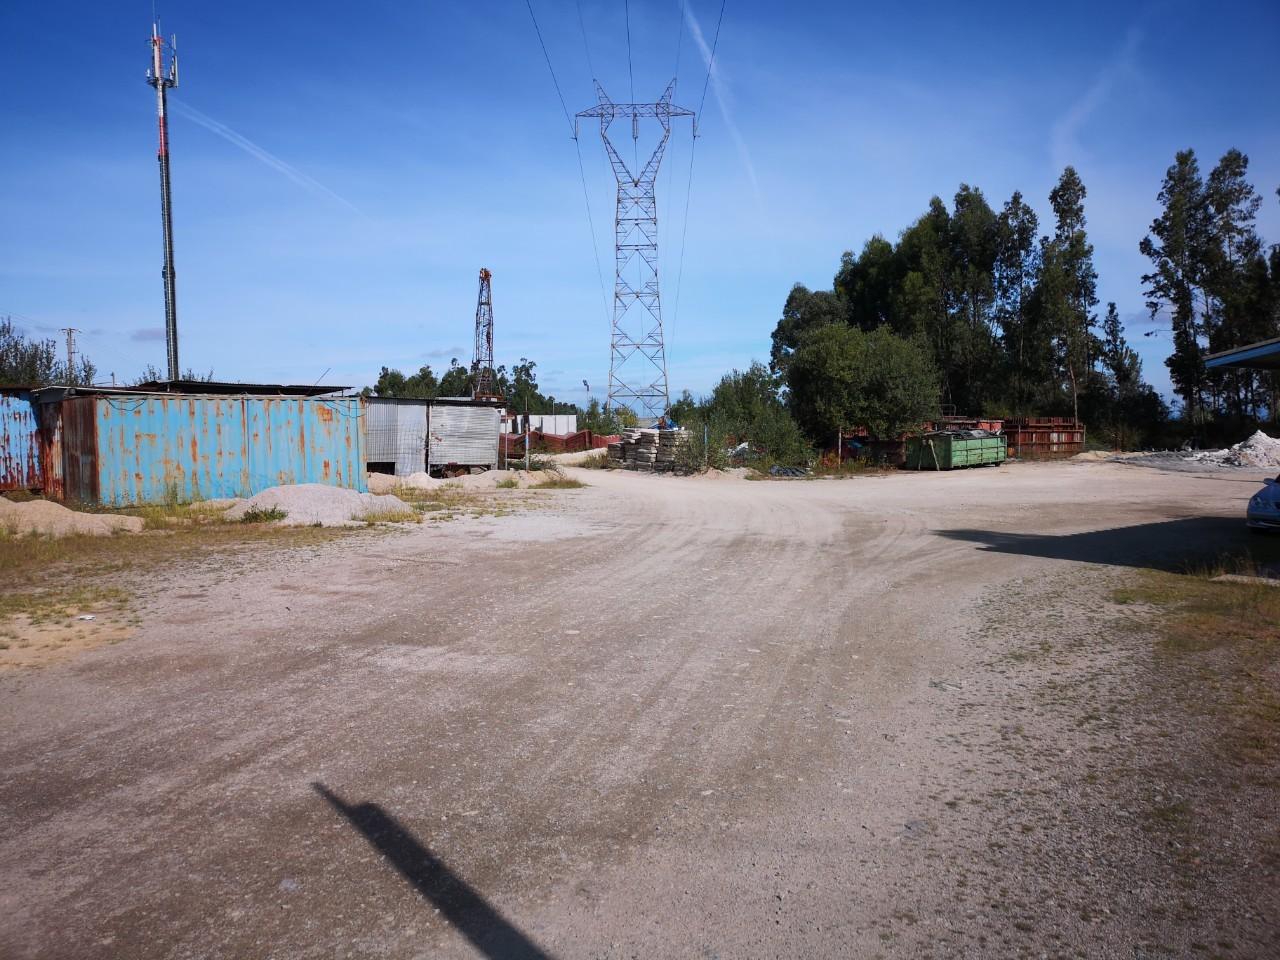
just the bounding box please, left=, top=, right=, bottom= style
left=472, top=268, right=498, bottom=399
left=577, top=81, right=694, bottom=423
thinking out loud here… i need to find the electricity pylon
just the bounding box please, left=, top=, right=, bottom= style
left=577, top=80, right=694, bottom=423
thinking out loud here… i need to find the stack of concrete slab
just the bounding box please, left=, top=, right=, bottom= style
left=608, top=428, right=690, bottom=471
left=631, top=429, right=660, bottom=468
left=655, top=429, right=690, bottom=469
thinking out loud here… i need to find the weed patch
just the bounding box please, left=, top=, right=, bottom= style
left=239, top=505, right=288, bottom=524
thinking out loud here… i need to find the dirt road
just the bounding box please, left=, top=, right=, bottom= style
left=0, top=461, right=1273, bottom=958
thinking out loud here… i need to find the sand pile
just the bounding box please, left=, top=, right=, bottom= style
left=1186, top=430, right=1280, bottom=468
left=447, top=470, right=539, bottom=490
left=366, top=472, right=444, bottom=495
left=367, top=472, right=399, bottom=495
left=0, top=498, right=143, bottom=538
left=224, top=484, right=410, bottom=526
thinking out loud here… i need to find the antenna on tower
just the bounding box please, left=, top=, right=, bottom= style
left=576, top=80, right=694, bottom=424
left=471, top=268, right=499, bottom=400
left=147, top=20, right=181, bottom=382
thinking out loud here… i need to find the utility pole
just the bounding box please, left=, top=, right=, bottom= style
left=471, top=268, right=498, bottom=399
left=60, top=327, right=79, bottom=379
left=147, top=21, right=181, bottom=382
left=577, top=80, right=694, bottom=425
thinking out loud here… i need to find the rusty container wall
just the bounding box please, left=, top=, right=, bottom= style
left=0, top=390, right=42, bottom=492
left=80, top=394, right=365, bottom=506
left=1005, top=418, right=1085, bottom=460
left=61, top=396, right=100, bottom=503
left=36, top=399, right=64, bottom=500
left=243, top=397, right=365, bottom=494
left=94, top=394, right=248, bottom=506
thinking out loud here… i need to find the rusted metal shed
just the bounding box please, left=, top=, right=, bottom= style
left=54, top=390, right=366, bottom=506
left=0, top=388, right=42, bottom=493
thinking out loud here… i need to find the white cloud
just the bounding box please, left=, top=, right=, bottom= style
left=172, top=101, right=363, bottom=215
left=684, top=3, right=762, bottom=208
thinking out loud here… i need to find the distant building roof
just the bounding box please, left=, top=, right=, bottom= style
left=1205, top=337, right=1280, bottom=371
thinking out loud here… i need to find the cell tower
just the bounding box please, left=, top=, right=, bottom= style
left=146, top=21, right=181, bottom=382
left=577, top=81, right=694, bottom=423
left=472, top=268, right=498, bottom=399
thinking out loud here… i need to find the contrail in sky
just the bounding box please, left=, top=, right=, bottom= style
left=684, top=3, right=762, bottom=205
left=172, top=101, right=361, bottom=215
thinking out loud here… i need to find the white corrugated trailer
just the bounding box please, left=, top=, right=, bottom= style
left=427, top=398, right=502, bottom=473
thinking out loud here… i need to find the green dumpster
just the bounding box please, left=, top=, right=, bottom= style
left=903, top=431, right=1007, bottom=470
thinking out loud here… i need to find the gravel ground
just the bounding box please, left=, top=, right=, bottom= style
left=0, top=460, right=1275, bottom=958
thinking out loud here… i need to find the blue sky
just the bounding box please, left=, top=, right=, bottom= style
left=2, top=1, right=1278, bottom=406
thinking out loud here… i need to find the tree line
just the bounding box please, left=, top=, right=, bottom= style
left=673, top=151, right=1278, bottom=463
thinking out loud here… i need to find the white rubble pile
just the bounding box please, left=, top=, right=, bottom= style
left=1185, top=430, right=1280, bottom=469
left=447, top=469, right=540, bottom=490
left=367, top=472, right=444, bottom=495
left=0, top=498, right=143, bottom=538
left=224, top=484, right=410, bottom=526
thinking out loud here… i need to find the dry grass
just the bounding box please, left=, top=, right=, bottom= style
left=1112, top=568, right=1280, bottom=773
left=0, top=523, right=350, bottom=590
left=535, top=475, right=586, bottom=490
left=393, top=484, right=524, bottom=521
left=0, top=585, right=130, bottom=629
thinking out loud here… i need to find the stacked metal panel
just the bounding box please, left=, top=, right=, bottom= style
left=364, top=398, right=428, bottom=476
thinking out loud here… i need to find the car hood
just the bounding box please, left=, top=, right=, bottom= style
left=1251, top=481, right=1280, bottom=504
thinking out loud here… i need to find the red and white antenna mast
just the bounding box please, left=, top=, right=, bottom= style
left=147, top=21, right=180, bottom=381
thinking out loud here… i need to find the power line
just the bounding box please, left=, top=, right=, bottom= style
left=697, top=0, right=727, bottom=116
left=670, top=0, right=727, bottom=364
left=624, top=0, right=635, bottom=104
left=575, top=0, right=595, bottom=79
left=673, top=0, right=686, bottom=78
left=525, top=0, right=573, bottom=132
left=523, top=1, right=612, bottom=331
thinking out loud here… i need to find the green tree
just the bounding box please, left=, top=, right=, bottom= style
left=1041, top=167, right=1099, bottom=421
left=771, top=284, right=846, bottom=373
left=835, top=235, right=899, bottom=330
left=785, top=325, right=940, bottom=441
left=0, top=317, right=96, bottom=387
left=994, top=191, right=1043, bottom=412
left=436, top=359, right=473, bottom=398
left=365, top=364, right=439, bottom=399
left=1141, top=150, right=1210, bottom=419
left=893, top=198, right=954, bottom=399
left=1202, top=149, right=1266, bottom=419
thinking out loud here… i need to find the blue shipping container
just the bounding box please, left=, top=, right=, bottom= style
left=0, top=389, right=42, bottom=492
left=60, top=393, right=366, bottom=505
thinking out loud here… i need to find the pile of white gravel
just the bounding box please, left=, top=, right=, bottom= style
left=0, top=498, right=143, bottom=538
left=1186, top=430, right=1280, bottom=469
left=366, top=472, right=444, bottom=495
left=223, top=484, right=410, bottom=526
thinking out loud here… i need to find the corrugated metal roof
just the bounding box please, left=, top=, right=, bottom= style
left=1205, top=336, right=1280, bottom=370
